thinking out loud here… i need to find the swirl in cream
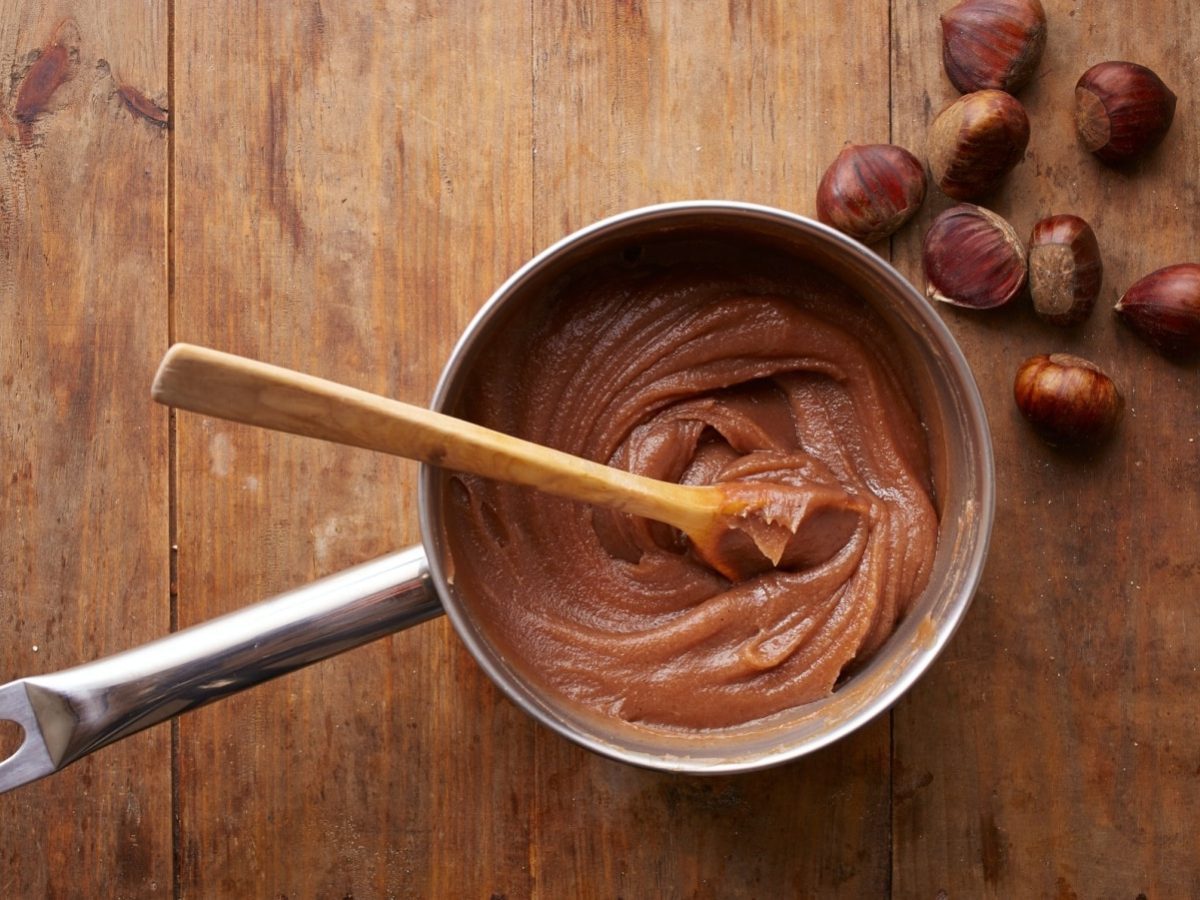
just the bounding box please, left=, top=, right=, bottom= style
left=442, top=252, right=938, bottom=731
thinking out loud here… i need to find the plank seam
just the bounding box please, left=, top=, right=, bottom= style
left=166, top=1, right=181, bottom=898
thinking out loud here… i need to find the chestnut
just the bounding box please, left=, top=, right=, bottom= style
left=1028, top=214, right=1103, bottom=326
left=1114, top=263, right=1200, bottom=358
left=940, top=0, right=1047, bottom=94
left=923, top=203, right=1026, bottom=309
left=1075, top=61, right=1177, bottom=165
left=815, top=144, right=927, bottom=244
left=928, top=89, right=1030, bottom=200
left=1014, top=353, right=1123, bottom=447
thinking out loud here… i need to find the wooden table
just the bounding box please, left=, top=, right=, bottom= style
left=3, top=2, right=1197, bottom=896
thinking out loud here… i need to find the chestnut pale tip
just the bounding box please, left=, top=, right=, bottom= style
left=1028, top=214, right=1103, bottom=326
left=1074, top=61, right=1177, bottom=165
left=928, top=89, right=1031, bottom=201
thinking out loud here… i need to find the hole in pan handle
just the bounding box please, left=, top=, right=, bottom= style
left=0, top=682, right=54, bottom=793
left=0, top=547, right=440, bottom=794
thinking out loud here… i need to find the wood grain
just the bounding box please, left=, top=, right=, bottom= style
left=890, top=1, right=1200, bottom=897
left=171, top=2, right=535, bottom=896
left=0, top=2, right=170, bottom=897
left=5, top=0, right=1200, bottom=896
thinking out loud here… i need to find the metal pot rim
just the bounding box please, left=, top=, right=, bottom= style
left=419, top=200, right=995, bottom=774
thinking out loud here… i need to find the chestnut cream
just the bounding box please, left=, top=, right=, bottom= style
left=442, top=243, right=939, bottom=731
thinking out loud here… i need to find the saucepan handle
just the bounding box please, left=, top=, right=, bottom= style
left=0, top=546, right=440, bottom=793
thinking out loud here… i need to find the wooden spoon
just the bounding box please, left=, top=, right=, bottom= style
left=152, top=343, right=862, bottom=581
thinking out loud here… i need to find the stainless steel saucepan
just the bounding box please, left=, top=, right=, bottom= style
left=0, top=201, right=994, bottom=791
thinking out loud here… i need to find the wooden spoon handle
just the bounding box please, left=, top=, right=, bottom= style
left=152, top=343, right=721, bottom=533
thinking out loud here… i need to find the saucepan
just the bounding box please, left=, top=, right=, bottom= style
left=0, top=201, right=994, bottom=790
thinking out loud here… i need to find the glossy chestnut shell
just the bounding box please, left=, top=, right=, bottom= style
left=928, top=90, right=1031, bottom=201
left=1014, top=353, right=1123, bottom=447
left=923, top=203, right=1027, bottom=309
left=1115, top=263, right=1200, bottom=357
left=940, top=0, right=1047, bottom=94
left=815, top=144, right=927, bottom=244
left=1075, top=61, right=1177, bottom=165
left=1028, top=214, right=1103, bottom=326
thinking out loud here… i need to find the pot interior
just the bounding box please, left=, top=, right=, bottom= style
left=419, top=202, right=993, bottom=773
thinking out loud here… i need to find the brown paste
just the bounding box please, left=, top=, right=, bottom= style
left=442, top=245, right=939, bottom=731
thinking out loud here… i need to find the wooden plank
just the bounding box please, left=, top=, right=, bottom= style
left=890, top=0, right=1200, bottom=895
left=528, top=2, right=895, bottom=895
left=171, top=2, right=535, bottom=896
left=173, top=0, right=899, bottom=893
left=0, top=2, right=171, bottom=896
